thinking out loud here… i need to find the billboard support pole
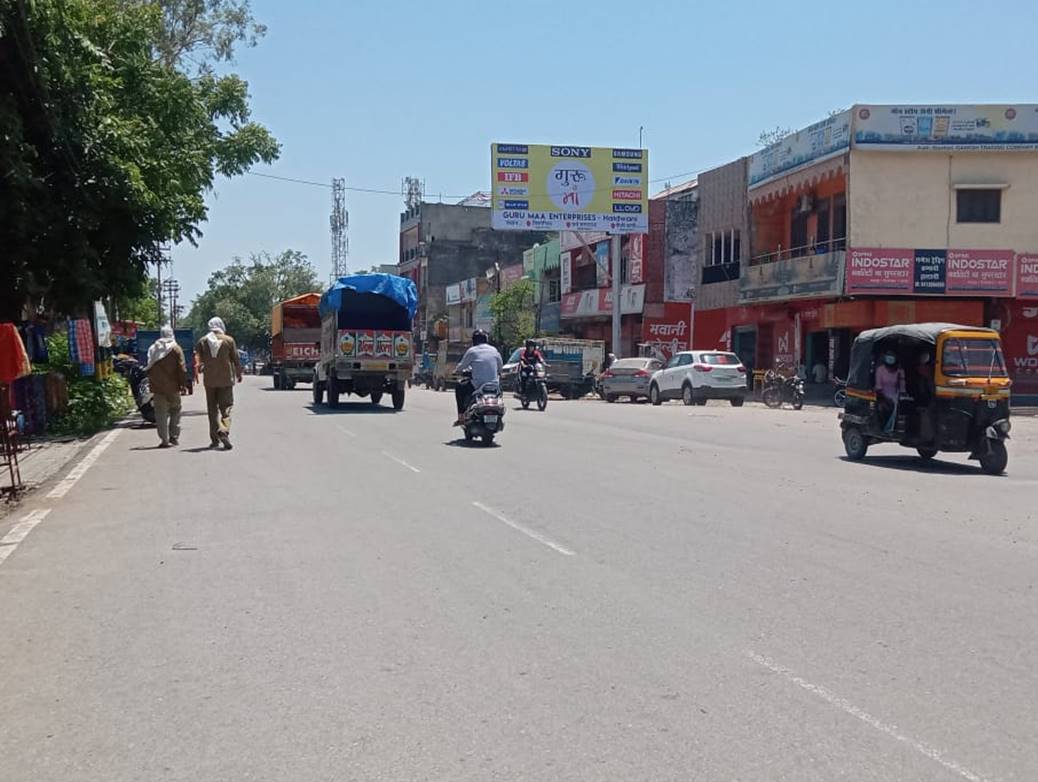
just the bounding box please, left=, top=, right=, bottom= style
left=610, top=234, right=621, bottom=357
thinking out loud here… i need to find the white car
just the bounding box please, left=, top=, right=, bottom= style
left=648, top=350, right=747, bottom=407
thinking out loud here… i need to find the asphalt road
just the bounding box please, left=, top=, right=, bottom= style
left=2, top=377, right=1036, bottom=781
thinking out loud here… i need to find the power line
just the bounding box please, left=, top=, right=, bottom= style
left=248, top=164, right=714, bottom=201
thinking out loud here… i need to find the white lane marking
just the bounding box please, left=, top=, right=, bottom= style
left=472, top=501, right=575, bottom=557
left=746, top=651, right=994, bottom=782
left=0, top=509, right=52, bottom=567
left=382, top=452, right=421, bottom=473
left=337, top=425, right=357, bottom=438
left=46, top=429, right=122, bottom=500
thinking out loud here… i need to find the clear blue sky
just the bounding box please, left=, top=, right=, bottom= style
left=174, top=0, right=1038, bottom=304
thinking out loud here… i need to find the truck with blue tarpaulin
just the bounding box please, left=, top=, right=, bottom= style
left=313, top=274, right=418, bottom=410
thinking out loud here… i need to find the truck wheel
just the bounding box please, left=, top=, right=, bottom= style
left=273, top=373, right=282, bottom=390
left=313, top=380, right=325, bottom=406
left=370, top=391, right=383, bottom=406
left=328, top=381, right=341, bottom=408
left=481, top=433, right=495, bottom=446
left=392, top=386, right=405, bottom=410
left=284, top=377, right=296, bottom=391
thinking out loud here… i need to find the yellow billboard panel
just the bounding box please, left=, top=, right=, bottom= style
left=491, top=144, right=648, bottom=234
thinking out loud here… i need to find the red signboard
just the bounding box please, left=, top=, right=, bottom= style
left=1002, top=301, right=1038, bottom=395
left=847, top=247, right=1014, bottom=296
left=500, top=264, right=525, bottom=289
left=846, top=248, right=914, bottom=294
left=945, top=249, right=1013, bottom=293
left=641, top=302, right=693, bottom=360
left=1017, top=253, right=1038, bottom=299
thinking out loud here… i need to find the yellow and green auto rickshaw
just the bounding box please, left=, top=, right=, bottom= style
left=839, top=323, right=1011, bottom=474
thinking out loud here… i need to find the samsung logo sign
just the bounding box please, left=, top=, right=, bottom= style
left=612, top=148, right=643, bottom=159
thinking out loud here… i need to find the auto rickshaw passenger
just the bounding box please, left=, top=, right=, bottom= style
left=874, top=352, right=904, bottom=432
left=912, top=352, right=936, bottom=441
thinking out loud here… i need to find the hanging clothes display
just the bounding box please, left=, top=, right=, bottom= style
left=0, top=323, right=33, bottom=385
left=68, top=319, right=95, bottom=376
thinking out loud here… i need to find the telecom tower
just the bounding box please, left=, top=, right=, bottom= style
left=330, top=177, right=349, bottom=279
left=402, top=176, right=424, bottom=210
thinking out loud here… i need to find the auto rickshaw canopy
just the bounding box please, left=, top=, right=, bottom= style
left=846, top=322, right=999, bottom=391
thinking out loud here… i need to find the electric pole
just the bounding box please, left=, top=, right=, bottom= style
left=161, top=279, right=181, bottom=327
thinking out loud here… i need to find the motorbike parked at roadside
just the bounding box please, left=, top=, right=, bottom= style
left=832, top=376, right=847, bottom=407
left=516, top=362, right=548, bottom=411
left=113, top=356, right=156, bottom=423
left=762, top=364, right=805, bottom=410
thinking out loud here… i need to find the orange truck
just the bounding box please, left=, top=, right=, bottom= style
left=270, top=293, right=322, bottom=390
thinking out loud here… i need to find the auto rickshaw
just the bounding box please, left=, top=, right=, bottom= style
left=839, top=323, right=1011, bottom=475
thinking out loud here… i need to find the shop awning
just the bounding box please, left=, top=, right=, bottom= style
left=749, top=153, right=847, bottom=206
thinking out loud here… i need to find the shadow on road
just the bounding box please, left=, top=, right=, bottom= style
left=837, top=454, right=997, bottom=477
left=259, top=387, right=312, bottom=392
left=305, top=403, right=398, bottom=416
left=443, top=438, right=500, bottom=449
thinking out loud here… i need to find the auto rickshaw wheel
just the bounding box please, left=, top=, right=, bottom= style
left=979, top=440, right=1008, bottom=475
left=842, top=427, right=868, bottom=461
left=917, top=447, right=938, bottom=461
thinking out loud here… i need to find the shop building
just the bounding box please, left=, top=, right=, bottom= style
left=398, top=198, right=549, bottom=355
left=713, top=104, right=1038, bottom=400
left=558, top=202, right=663, bottom=357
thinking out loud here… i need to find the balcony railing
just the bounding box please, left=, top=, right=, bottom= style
left=750, top=237, right=847, bottom=267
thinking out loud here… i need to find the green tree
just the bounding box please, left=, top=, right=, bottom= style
left=489, top=279, right=536, bottom=353
left=0, top=0, right=279, bottom=320
left=185, top=250, right=320, bottom=351
left=756, top=125, right=792, bottom=147
left=115, top=280, right=161, bottom=328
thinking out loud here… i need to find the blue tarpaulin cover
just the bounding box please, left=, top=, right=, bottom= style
left=319, top=274, right=418, bottom=320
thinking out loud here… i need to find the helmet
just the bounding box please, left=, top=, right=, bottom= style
left=525, top=339, right=536, bottom=350
left=472, top=329, right=489, bottom=346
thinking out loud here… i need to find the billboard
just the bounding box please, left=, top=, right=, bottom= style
left=748, top=110, right=852, bottom=188
left=846, top=248, right=1014, bottom=296
left=560, top=284, right=645, bottom=319
left=1018, top=254, right=1038, bottom=299
left=491, top=144, right=648, bottom=234
left=853, top=105, right=1038, bottom=150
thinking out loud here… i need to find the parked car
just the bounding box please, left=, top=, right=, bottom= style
left=600, top=357, right=663, bottom=402
left=649, top=350, right=747, bottom=406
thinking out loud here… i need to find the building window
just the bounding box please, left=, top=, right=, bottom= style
left=547, top=278, right=561, bottom=303
left=832, top=193, right=847, bottom=248
left=957, top=189, right=1001, bottom=223
left=706, top=229, right=741, bottom=266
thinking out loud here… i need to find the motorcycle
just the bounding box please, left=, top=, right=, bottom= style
left=516, top=362, right=548, bottom=411
left=459, top=370, right=506, bottom=446
left=762, top=368, right=805, bottom=410
left=113, top=356, right=155, bottom=423
left=832, top=376, right=847, bottom=408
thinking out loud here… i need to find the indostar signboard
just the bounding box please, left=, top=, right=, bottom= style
left=846, top=248, right=1014, bottom=295
left=853, top=104, right=1038, bottom=150
left=491, top=144, right=649, bottom=234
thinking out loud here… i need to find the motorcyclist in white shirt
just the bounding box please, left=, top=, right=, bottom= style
left=454, top=329, right=503, bottom=425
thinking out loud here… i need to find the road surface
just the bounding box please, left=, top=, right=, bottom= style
left=1, top=377, right=1036, bottom=781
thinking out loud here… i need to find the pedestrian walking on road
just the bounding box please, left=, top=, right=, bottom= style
left=146, top=325, right=187, bottom=448
left=196, top=317, right=242, bottom=450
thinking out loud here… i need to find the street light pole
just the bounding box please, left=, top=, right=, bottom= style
left=610, top=235, right=621, bottom=357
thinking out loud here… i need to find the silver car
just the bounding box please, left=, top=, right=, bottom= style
left=601, top=357, right=664, bottom=402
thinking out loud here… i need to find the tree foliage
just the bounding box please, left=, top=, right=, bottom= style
left=115, top=280, right=161, bottom=328
left=0, top=0, right=279, bottom=320
left=185, top=250, right=320, bottom=351
left=126, top=0, right=267, bottom=73
left=756, top=125, right=792, bottom=147
left=489, top=279, right=536, bottom=353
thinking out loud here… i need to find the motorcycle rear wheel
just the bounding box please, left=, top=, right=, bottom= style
left=762, top=387, right=782, bottom=408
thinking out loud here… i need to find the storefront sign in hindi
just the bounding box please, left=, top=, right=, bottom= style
left=560, top=251, right=572, bottom=295
left=913, top=249, right=946, bottom=293
left=641, top=302, right=693, bottom=360
left=946, top=249, right=1013, bottom=293
left=1018, top=253, right=1038, bottom=298
left=845, top=248, right=914, bottom=293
